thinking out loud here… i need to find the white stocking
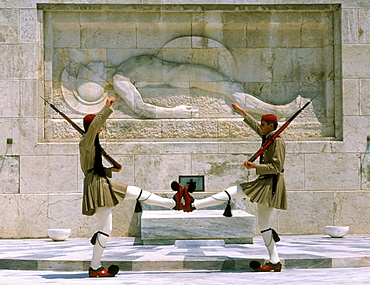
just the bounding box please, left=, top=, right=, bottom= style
left=258, top=203, right=280, bottom=264
left=90, top=207, right=113, bottom=270
left=125, top=185, right=175, bottom=209
left=193, top=185, right=247, bottom=209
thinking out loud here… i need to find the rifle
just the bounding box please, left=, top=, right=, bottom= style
left=248, top=95, right=318, bottom=162
left=41, top=96, right=122, bottom=169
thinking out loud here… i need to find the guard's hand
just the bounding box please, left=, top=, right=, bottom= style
left=232, top=103, right=247, bottom=117
left=244, top=161, right=257, bottom=169
left=232, top=103, right=241, bottom=111
left=111, top=164, right=122, bottom=172
left=106, top=97, right=116, bottom=107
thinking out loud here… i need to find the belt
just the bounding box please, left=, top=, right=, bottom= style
left=259, top=169, right=284, bottom=179
left=259, top=169, right=284, bottom=196
left=259, top=174, right=275, bottom=179
left=84, top=169, right=94, bottom=176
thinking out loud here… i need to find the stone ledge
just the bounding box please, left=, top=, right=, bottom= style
left=140, top=210, right=255, bottom=245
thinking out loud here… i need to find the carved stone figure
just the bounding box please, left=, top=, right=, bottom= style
left=62, top=55, right=305, bottom=119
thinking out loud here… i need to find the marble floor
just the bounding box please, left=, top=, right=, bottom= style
left=1, top=234, right=370, bottom=272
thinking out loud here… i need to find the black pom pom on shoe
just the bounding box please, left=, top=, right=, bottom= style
left=188, top=181, right=196, bottom=193
left=249, top=260, right=261, bottom=269
left=171, top=181, right=180, bottom=191
left=108, top=264, right=119, bottom=276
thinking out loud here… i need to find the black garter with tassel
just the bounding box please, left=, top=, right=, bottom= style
left=90, top=231, right=109, bottom=246
left=261, top=228, right=281, bottom=242
left=223, top=191, right=232, bottom=217
left=134, top=189, right=143, bottom=213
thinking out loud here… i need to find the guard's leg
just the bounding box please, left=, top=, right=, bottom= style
left=192, top=185, right=247, bottom=209
left=125, top=185, right=176, bottom=209
left=253, top=203, right=282, bottom=272
left=89, top=207, right=119, bottom=277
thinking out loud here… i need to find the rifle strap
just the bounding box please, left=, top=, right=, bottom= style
left=259, top=135, right=267, bottom=164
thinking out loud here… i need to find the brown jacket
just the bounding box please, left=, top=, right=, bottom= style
left=79, top=105, right=127, bottom=216
left=240, top=113, right=287, bottom=210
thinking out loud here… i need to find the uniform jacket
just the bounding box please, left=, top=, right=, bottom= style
left=240, top=113, right=287, bottom=210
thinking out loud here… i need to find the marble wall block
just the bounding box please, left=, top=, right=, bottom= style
left=284, top=153, right=305, bottom=191
left=334, top=191, right=370, bottom=234
left=111, top=198, right=138, bottom=237
left=134, top=154, right=192, bottom=191
left=48, top=193, right=138, bottom=237
left=0, top=155, right=19, bottom=194
left=192, top=153, right=253, bottom=191
left=342, top=79, right=360, bottom=116
left=19, top=8, right=37, bottom=43
left=359, top=9, right=370, bottom=44
left=0, top=80, right=20, bottom=117
left=0, top=119, right=13, bottom=155
left=343, top=45, right=370, bottom=79
left=82, top=22, right=137, bottom=49
left=305, top=153, right=360, bottom=190
left=12, top=45, right=37, bottom=79
left=276, top=191, right=335, bottom=235
left=0, top=8, right=18, bottom=43
left=48, top=194, right=94, bottom=237
left=360, top=80, right=370, bottom=115
left=20, top=155, right=78, bottom=194
left=342, top=8, right=359, bottom=44
left=360, top=153, right=370, bottom=190
left=0, top=46, right=14, bottom=79
left=20, top=80, right=37, bottom=117
left=98, top=154, right=135, bottom=186
left=159, top=141, right=219, bottom=155
left=0, top=194, right=48, bottom=238
left=342, top=116, right=370, bottom=153
left=43, top=11, right=80, bottom=48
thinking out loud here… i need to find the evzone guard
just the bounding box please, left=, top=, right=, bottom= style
left=172, top=103, right=286, bottom=272
left=80, top=97, right=190, bottom=277
left=44, top=96, right=185, bottom=277
left=172, top=98, right=314, bottom=272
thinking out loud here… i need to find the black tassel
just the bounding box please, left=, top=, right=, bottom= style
left=90, top=231, right=109, bottom=245
left=223, top=191, right=232, bottom=217
left=271, top=228, right=281, bottom=242
left=134, top=189, right=143, bottom=213
left=90, top=232, right=98, bottom=245
left=134, top=199, right=142, bottom=213
left=223, top=200, right=232, bottom=217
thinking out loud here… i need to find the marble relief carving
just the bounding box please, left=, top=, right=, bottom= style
left=44, top=8, right=337, bottom=140
left=61, top=48, right=304, bottom=119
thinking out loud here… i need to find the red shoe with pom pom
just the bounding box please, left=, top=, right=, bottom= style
left=253, top=261, right=282, bottom=272
left=89, top=265, right=119, bottom=277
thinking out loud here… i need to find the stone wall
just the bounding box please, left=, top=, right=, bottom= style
left=0, top=0, right=369, bottom=238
